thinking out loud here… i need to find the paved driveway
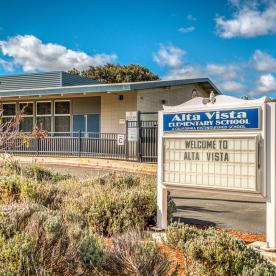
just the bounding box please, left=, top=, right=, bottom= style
left=171, top=189, right=266, bottom=234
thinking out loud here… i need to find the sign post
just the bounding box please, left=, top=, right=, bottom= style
left=266, top=103, right=276, bottom=248
left=157, top=94, right=276, bottom=249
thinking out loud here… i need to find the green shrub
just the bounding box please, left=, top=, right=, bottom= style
left=100, top=229, right=172, bottom=276
left=63, top=174, right=176, bottom=236
left=24, top=164, right=71, bottom=182
left=3, top=160, right=22, bottom=175
left=241, top=262, right=276, bottom=276
left=186, top=231, right=276, bottom=276
left=0, top=176, right=21, bottom=202
left=0, top=176, right=38, bottom=203
left=43, top=212, right=62, bottom=240
left=87, top=187, right=152, bottom=235
left=98, top=173, right=140, bottom=189
left=20, top=179, right=38, bottom=200
left=78, top=231, right=106, bottom=266
left=0, top=232, right=38, bottom=275
left=0, top=159, right=22, bottom=176
left=84, top=174, right=176, bottom=236
left=0, top=203, right=42, bottom=238
left=35, top=184, right=64, bottom=209
left=0, top=172, right=177, bottom=274
left=166, top=222, right=202, bottom=249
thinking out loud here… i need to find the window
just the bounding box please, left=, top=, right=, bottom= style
left=37, top=117, right=51, bottom=132
left=55, top=101, right=70, bottom=114
left=19, top=102, right=33, bottom=132
left=2, top=103, right=16, bottom=126
left=20, top=102, right=33, bottom=116
left=37, top=102, right=51, bottom=115
left=36, top=102, right=52, bottom=132
left=3, top=103, right=16, bottom=116
left=54, top=101, right=70, bottom=133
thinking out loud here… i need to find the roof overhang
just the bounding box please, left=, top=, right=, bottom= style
left=0, top=78, right=221, bottom=99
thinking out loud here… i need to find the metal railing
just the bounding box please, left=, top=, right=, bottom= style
left=2, top=127, right=158, bottom=162
left=4, top=132, right=137, bottom=161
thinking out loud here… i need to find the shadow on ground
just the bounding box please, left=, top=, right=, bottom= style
left=172, top=216, right=217, bottom=227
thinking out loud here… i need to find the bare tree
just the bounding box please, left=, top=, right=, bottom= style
left=0, top=103, right=50, bottom=153
left=0, top=104, right=27, bottom=151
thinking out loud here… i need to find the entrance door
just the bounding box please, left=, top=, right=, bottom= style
left=87, top=114, right=100, bottom=133
left=73, top=115, right=85, bottom=135
left=73, top=114, right=100, bottom=135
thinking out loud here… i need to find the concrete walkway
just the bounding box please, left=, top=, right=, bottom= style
left=14, top=156, right=157, bottom=175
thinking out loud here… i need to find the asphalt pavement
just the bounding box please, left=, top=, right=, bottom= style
left=171, top=189, right=266, bottom=234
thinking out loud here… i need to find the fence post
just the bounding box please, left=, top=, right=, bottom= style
left=78, top=130, right=82, bottom=157
left=125, top=120, right=129, bottom=160
left=137, top=111, right=141, bottom=162
left=36, top=137, right=40, bottom=156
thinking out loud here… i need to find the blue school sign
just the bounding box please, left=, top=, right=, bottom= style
left=163, top=108, right=259, bottom=131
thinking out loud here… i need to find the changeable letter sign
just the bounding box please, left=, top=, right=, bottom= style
left=157, top=95, right=276, bottom=249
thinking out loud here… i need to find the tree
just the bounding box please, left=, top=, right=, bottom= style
left=0, top=105, right=26, bottom=151
left=68, top=64, right=159, bottom=83
left=0, top=105, right=47, bottom=152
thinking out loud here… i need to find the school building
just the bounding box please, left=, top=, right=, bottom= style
left=0, top=71, right=221, bottom=162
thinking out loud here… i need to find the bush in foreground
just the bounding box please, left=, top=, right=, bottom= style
left=0, top=232, right=39, bottom=275
left=24, top=164, right=71, bottom=183
left=100, top=229, right=173, bottom=276
left=0, top=162, right=176, bottom=274
left=166, top=222, right=276, bottom=276
left=78, top=231, right=106, bottom=267
left=64, top=173, right=176, bottom=236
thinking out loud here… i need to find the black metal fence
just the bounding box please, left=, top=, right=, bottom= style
left=127, top=120, right=158, bottom=163
left=3, top=121, right=158, bottom=163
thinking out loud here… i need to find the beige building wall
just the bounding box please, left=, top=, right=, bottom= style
left=72, top=96, right=101, bottom=114
left=100, top=93, right=137, bottom=133
left=137, top=84, right=208, bottom=113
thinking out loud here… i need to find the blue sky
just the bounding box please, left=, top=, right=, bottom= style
left=0, top=0, right=276, bottom=97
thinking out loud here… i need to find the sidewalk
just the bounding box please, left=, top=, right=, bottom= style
left=14, top=156, right=157, bottom=175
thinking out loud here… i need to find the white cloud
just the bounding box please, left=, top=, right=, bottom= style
left=206, top=63, right=240, bottom=80
left=0, top=35, right=117, bottom=72
left=178, top=26, right=195, bottom=33
left=153, top=44, right=203, bottom=79
left=219, top=80, right=245, bottom=92
left=254, top=73, right=276, bottom=93
left=153, top=44, right=185, bottom=68
left=216, top=2, right=276, bottom=38
left=206, top=64, right=245, bottom=93
left=153, top=44, right=248, bottom=94
left=163, top=65, right=204, bottom=80
left=252, top=49, right=276, bottom=72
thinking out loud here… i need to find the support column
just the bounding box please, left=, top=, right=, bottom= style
left=156, top=110, right=167, bottom=229
left=157, top=185, right=168, bottom=229
left=266, top=102, right=276, bottom=249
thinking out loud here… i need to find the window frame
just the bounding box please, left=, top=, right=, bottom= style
left=19, top=102, right=34, bottom=132
left=54, top=100, right=71, bottom=116
left=54, top=100, right=71, bottom=133
left=2, top=102, right=16, bottom=118
left=36, top=101, right=53, bottom=132
left=36, top=101, right=52, bottom=117
left=19, top=102, right=34, bottom=117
